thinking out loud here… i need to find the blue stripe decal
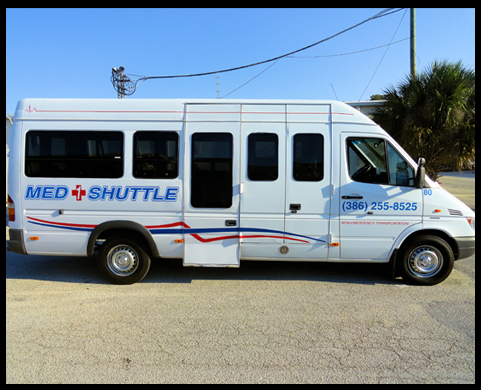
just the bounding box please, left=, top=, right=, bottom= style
left=27, top=220, right=325, bottom=243
left=27, top=221, right=94, bottom=232
left=239, top=228, right=325, bottom=243
left=149, top=229, right=184, bottom=235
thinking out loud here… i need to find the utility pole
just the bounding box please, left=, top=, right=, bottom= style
left=112, top=67, right=126, bottom=98
left=410, top=8, right=417, bottom=78
left=216, top=76, right=221, bottom=99
left=118, top=66, right=126, bottom=99
left=111, top=66, right=137, bottom=98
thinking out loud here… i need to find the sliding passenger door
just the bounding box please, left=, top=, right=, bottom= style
left=183, top=104, right=241, bottom=266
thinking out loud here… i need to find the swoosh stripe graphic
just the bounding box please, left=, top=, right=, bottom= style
left=26, top=217, right=324, bottom=244
left=27, top=217, right=95, bottom=232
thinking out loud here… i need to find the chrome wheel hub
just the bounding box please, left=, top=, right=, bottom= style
left=408, top=246, right=443, bottom=278
left=107, top=245, right=139, bottom=277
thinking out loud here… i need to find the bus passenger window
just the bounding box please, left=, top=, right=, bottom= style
left=191, top=133, right=233, bottom=208
left=293, top=134, right=324, bottom=181
left=248, top=133, right=278, bottom=181
left=25, top=130, right=124, bottom=179
left=133, top=131, right=179, bottom=179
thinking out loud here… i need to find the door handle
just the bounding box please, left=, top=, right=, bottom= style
left=290, top=204, right=301, bottom=213
left=342, top=195, right=364, bottom=199
left=225, top=220, right=237, bottom=227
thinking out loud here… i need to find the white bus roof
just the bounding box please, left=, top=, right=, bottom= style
left=14, top=98, right=377, bottom=125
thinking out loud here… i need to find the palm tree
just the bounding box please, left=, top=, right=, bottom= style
left=372, top=60, right=475, bottom=181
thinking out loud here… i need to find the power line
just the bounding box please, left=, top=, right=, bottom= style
left=147, top=9, right=403, bottom=78
left=111, top=8, right=405, bottom=97
left=220, top=60, right=280, bottom=99
left=287, top=38, right=409, bottom=59
left=220, top=37, right=409, bottom=100
left=358, top=8, right=408, bottom=100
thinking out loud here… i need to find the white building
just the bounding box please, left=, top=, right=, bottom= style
left=345, top=100, right=386, bottom=119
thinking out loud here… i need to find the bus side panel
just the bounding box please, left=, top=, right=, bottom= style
left=7, top=120, right=23, bottom=232
left=19, top=120, right=184, bottom=257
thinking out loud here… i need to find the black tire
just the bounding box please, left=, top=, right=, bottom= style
left=400, top=235, right=454, bottom=285
left=97, top=236, right=151, bottom=285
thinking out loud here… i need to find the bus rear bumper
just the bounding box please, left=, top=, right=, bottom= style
left=7, top=229, right=27, bottom=255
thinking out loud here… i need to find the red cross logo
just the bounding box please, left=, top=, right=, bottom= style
left=72, top=185, right=86, bottom=201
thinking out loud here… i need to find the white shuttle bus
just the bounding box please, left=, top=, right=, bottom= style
left=7, top=99, right=475, bottom=285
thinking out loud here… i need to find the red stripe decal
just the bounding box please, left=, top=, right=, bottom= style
left=27, top=218, right=311, bottom=244
left=27, top=216, right=97, bottom=229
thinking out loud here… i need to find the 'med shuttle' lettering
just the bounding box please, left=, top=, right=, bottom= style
left=25, top=185, right=179, bottom=202
left=25, top=185, right=69, bottom=200
left=88, top=186, right=179, bottom=202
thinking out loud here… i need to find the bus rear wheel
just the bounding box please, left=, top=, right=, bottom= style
left=97, top=236, right=151, bottom=284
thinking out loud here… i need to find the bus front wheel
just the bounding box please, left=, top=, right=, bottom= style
left=400, top=235, right=454, bottom=285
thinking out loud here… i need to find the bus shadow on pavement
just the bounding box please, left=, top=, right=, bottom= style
left=147, top=258, right=396, bottom=285
left=6, top=246, right=397, bottom=286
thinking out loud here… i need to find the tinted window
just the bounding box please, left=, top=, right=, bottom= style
left=293, top=134, right=324, bottom=181
left=347, top=137, right=414, bottom=187
left=387, top=143, right=415, bottom=187
left=248, top=133, right=278, bottom=181
left=191, top=133, right=233, bottom=208
left=25, top=131, right=123, bottom=178
left=347, top=138, right=388, bottom=184
left=133, top=131, right=179, bottom=179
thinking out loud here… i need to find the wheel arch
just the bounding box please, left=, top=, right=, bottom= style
left=389, top=227, right=458, bottom=279
left=87, top=221, right=159, bottom=259
left=396, top=229, right=458, bottom=259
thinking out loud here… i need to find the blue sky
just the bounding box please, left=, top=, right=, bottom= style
left=6, top=8, right=475, bottom=114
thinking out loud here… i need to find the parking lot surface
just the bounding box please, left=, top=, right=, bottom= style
left=6, top=253, right=475, bottom=384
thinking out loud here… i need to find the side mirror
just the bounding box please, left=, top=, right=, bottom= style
left=414, top=157, right=426, bottom=189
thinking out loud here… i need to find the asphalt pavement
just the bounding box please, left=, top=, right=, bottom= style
left=436, top=171, right=475, bottom=210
